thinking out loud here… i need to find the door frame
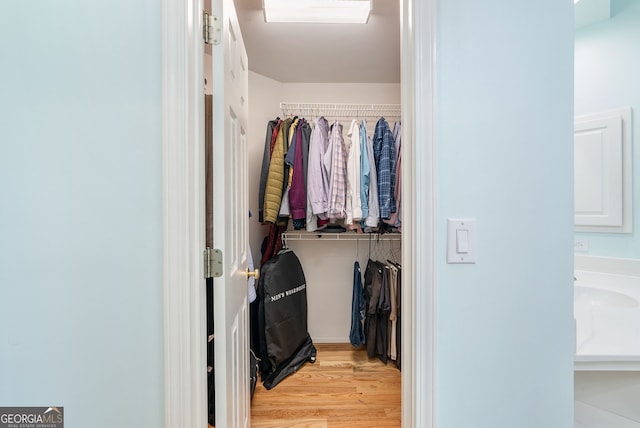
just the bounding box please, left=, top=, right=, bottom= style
left=401, top=1, right=437, bottom=426
left=161, top=0, right=208, bottom=426
left=160, top=0, right=437, bottom=426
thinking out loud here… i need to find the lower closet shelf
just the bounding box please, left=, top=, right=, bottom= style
left=281, top=231, right=402, bottom=241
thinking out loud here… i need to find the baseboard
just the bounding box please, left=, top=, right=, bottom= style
left=313, top=343, right=365, bottom=352
left=311, top=336, right=350, bottom=344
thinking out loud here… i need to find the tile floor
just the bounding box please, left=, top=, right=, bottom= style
left=574, top=371, right=640, bottom=427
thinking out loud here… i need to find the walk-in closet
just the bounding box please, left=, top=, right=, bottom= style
left=243, top=0, right=403, bottom=426
left=249, top=95, right=403, bottom=428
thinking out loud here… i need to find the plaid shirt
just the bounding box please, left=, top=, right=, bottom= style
left=328, top=121, right=347, bottom=219
left=373, top=118, right=397, bottom=219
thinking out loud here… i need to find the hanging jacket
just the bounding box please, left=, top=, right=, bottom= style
left=289, top=119, right=308, bottom=221
left=258, top=119, right=281, bottom=223
left=264, top=120, right=290, bottom=223
left=363, top=259, right=391, bottom=364
left=278, top=118, right=298, bottom=218
left=376, top=264, right=391, bottom=364
left=364, top=259, right=383, bottom=358
left=281, top=122, right=298, bottom=218
left=349, top=261, right=366, bottom=347
left=300, top=120, right=311, bottom=191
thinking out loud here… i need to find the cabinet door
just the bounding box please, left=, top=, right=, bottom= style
left=574, top=108, right=631, bottom=233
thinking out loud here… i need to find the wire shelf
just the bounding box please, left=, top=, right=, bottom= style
left=281, top=231, right=401, bottom=242
left=279, top=102, right=401, bottom=120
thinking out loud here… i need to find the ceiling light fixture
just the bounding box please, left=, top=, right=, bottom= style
left=263, top=0, right=372, bottom=24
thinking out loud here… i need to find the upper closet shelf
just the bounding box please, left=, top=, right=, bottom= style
left=280, top=102, right=401, bottom=120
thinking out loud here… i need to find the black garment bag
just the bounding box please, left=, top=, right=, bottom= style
left=256, top=248, right=316, bottom=389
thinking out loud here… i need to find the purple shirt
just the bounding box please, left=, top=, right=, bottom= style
left=307, top=117, right=330, bottom=216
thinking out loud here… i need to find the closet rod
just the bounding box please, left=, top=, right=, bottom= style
left=279, top=102, right=401, bottom=120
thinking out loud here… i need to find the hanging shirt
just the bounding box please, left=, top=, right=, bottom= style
left=307, top=117, right=330, bottom=217
left=323, top=120, right=334, bottom=211
left=393, top=121, right=402, bottom=228
left=346, top=119, right=362, bottom=225
left=384, top=121, right=402, bottom=227
left=373, top=118, right=397, bottom=220
left=327, top=121, right=347, bottom=219
left=360, top=119, right=371, bottom=221
left=365, top=134, right=380, bottom=228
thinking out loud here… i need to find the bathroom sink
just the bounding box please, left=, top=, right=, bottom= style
left=574, top=286, right=639, bottom=308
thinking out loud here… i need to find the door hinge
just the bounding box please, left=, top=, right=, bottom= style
left=203, top=11, right=221, bottom=45
left=204, top=247, right=223, bottom=278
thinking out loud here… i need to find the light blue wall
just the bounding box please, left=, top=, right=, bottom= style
left=0, top=1, right=163, bottom=427
left=575, top=0, right=640, bottom=258
left=435, top=1, right=574, bottom=426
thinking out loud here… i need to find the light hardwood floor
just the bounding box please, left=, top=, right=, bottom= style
left=250, top=343, right=401, bottom=428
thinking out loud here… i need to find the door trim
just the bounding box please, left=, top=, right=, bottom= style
left=161, top=0, right=437, bottom=426
left=161, top=0, right=208, bottom=426
left=401, top=0, right=437, bottom=426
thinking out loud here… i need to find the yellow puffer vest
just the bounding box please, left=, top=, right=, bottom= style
left=263, top=125, right=286, bottom=223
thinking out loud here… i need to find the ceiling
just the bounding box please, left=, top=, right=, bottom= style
left=234, top=0, right=400, bottom=83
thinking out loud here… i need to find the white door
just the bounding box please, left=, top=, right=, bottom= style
left=210, top=0, right=250, bottom=426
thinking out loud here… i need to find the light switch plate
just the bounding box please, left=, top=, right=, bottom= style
left=447, top=218, right=477, bottom=264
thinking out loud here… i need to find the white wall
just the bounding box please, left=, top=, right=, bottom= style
left=248, top=71, right=401, bottom=342
left=575, top=0, right=640, bottom=258
left=434, top=0, right=575, bottom=427
left=248, top=71, right=281, bottom=266
left=0, top=1, right=163, bottom=426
